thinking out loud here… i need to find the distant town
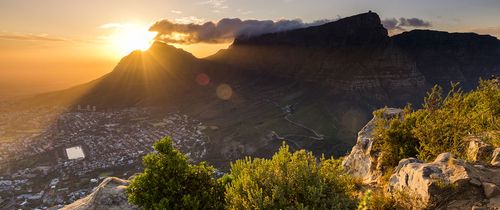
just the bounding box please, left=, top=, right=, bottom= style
left=0, top=105, right=211, bottom=209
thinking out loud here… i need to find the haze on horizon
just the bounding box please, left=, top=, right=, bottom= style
left=1, top=0, right=500, bottom=99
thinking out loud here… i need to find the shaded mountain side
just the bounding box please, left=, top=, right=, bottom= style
left=234, top=12, right=389, bottom=47
left=210, top=12, right=500, bottom=93
left=72, top=43, right=203, bottom=108
left=208, top=12, right=427, bottom=105
left=164, top=72, right=386, bottom=168
left=393, top=30, right=500, bottom=88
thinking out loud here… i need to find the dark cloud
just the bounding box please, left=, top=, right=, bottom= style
left=382, top=17, right=432, bottom=33
left=0, top=33, right=68, bottom=42
left=398, top=17, right=431, bottom=28
left=381, top=18, right=401, bottom=30
left=149, top=18, right=333, bottom=44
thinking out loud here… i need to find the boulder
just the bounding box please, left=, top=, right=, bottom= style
left=483, top=182, right=500, bottom=199
left=342, top=108, right=402, bottom=183
left=467, top=138, right=494, bottom=162
left=61, top=177, right=139, bottom=210
left=492, top=148, right=500, bottom=166
left=388, top=153, right=500, bottom=209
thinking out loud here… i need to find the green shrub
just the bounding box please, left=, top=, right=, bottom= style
left=357, top=190, right=396, bottom=210
left=372, top=79, right=500, bottom=170
left=224, top=143, right=358, bottom=210
left=127, top=137, right=225, bottom=210
left=372, top=106, right=419, bottom=171
left=414, top=80, right=499, bottom=160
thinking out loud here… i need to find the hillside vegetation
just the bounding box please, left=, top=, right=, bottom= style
left=373, top=79, right=499, bottom=170
left=128, top=79, right=499, bottom=209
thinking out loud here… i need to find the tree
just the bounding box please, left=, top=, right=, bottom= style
left=224, top=143, right=357, bottom=210
left=127, top=137, right=225, bottom=210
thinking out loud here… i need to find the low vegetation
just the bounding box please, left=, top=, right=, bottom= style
left=128, top=79, right=498, bottom=209
left=224, top=144, right=357, bottom=209
left=372, top=79, right=499, bottom=170
left=128, top=139, right=361, bottom=209
left=127, top=137, right=225, bottom=209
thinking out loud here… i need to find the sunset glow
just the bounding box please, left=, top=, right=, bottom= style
left=106, top=24, right=157, bottom=56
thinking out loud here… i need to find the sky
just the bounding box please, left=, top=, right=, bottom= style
left=1, top=0, right=500, bottom=97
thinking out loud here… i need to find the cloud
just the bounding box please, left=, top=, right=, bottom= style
left=0, top=32, right=68, bottom=42
left=381, top=18, right=400, bottom=30
left=382, top=17, right=432, bottom=34
left=174, top=16, right=206, bottom=24
left=199, top=0, right=229, bottom=13
left=171, top=10, right=183, bottom=14
left=149, top=18, right=333, bottom=44
left=398, top=18, right=431, bottom=28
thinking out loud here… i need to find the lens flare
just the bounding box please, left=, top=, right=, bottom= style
left=216, top=84, right=233, bottom=100
left=195, top=73, right=210, bottom=86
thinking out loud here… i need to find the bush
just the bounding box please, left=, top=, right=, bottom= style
left=372, top=106, right=419, bottom=171
left=127, top=137, right=225, bottom=209
left=357, top=190, right=396, bottom=210
left=224, top=143, right=358, bottom=210
left=373, top=79, right=500, bottom=170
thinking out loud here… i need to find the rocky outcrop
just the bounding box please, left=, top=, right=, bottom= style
left=492, top=148, right=500, bottom=166
left=61, top=177, right=138, bottom=210
left=388, top=153, right=500, bottom=209
left=234, top=12, right=389, bottom=47
left=210, top=12, right=428, bottom=102
left=342, top=108, right=402, bottom=183
left=467, top=138, right=495, bottom=162
left=211, top=12, right=500, bottom=98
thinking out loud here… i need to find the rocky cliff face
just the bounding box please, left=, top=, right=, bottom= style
left=210, top=13, right=427, bottom=102
left=343, top=109, right=500, bottom=209
left=210, top=12, right=500, bottom=99
left=389, top=153, right=500, bottom=209
left=60, top=177, right=138, bottom=210
left=342, top=108, right=403, bottom=183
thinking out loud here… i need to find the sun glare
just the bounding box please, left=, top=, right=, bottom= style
left=107, top=24, right=157, bottom=56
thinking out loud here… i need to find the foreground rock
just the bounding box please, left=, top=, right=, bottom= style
left=492, top=148, right=500, bottom=166
left=342, top=108, right=402, bottom=183
left=467, top=137, right=494, bottom=162
left=61, top=177, right=139, bottom=210
left=389, top=153, right=500, bottom=209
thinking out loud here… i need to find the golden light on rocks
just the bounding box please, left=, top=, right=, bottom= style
left=216, top=84, right=233, bottom=100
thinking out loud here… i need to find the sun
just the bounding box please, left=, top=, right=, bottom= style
left=107, top=24, right=157, bottom=56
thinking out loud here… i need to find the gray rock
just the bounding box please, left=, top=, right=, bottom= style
left=492, top=148, right=500, bottom=166
left=483, top=182, right=500, bottom=199
left=61, top=177, right=139, bottom=210
left=388, top=153, right=480, bottom=209
left=467, top=138, right=494, bottom=163
left=342, top=108, right=402, bottom=183
left=470, top=178, right=482, bottom=187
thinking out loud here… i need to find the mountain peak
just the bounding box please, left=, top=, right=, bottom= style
left=233, top=11, right=388, bottom=47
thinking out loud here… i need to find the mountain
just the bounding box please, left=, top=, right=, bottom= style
left=11, top=12, right=500, bottom=167
left=393, top=30, right=500, bottom=88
